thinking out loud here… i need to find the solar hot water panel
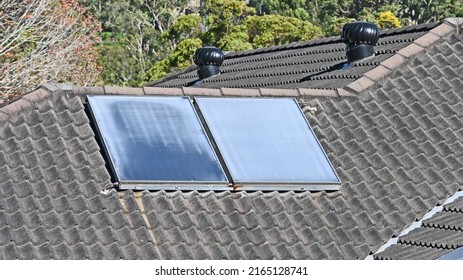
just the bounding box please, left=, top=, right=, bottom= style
left=87, top=95, right=229, bottom=190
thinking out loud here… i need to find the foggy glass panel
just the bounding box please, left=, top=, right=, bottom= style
left=87, top=96, right=228, bottom=184
left=195, top=97, right=340, bottom=185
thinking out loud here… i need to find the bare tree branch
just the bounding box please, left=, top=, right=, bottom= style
left=1, top=0, right=101, bottom=103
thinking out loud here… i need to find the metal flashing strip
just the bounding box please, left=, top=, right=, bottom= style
left=366, top=190, right=463, bottom=260
left=230, top=183, right=340, bottom=192
left=118, top=182, right=231, bottom=191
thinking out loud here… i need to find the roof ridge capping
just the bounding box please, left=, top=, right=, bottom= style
left=71, top=84, right=341, bottom=98
left=0, top=83, right=76, bottom=124
left=340, top=18, right=461, bottom=96
left=445, top=17, right=463, bottom=33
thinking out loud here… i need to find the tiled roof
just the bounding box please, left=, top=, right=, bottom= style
left=374, top=195, right=463, bottom=260
left=0, top=19, right=462, bottom=259
left=148, top=21, right=442, bottom=91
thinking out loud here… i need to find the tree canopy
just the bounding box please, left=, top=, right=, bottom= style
left=145, top=0, right=322, bottom=81
left=84, top=0, right=190, bottom=86
left=248, top=0, right=463, bottom=35
left=1, top=0, right=462, bottom=99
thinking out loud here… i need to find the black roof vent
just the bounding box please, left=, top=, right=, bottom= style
left=341, top=22, right=380, bottom=63
left=194, top=46, right=224, bottom=80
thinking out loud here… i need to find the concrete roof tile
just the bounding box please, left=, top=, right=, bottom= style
left=298, top=88, right=338, bottom=97
left=0, top=99, right=33, bottom=121
left=430, top=21, right=456, bottom=37
left=182, top=87, right=221, bottom=96
left=104, top=86, right=144, bottom=95
left=22, top=88, right=51, bottom=104
left=143, top=87, right=183, bottom=96
left=221, top=87, right=261, bottom=97
left=380, top=54, right=408, bottom=70
left=259, top=88, right=299, bottom=97
left=41, top=83, right=74, bottom=93
left=74, top=86, right=105, bottom=95
left=344, top=76, right=376, bottom=93
left=1, top=20, right=463, bottom=260
left=336, top=88, right=357, bottom=97
left=363, top=65, right=392, bottom=81
left=397, top=43, right=425, bottom=58
left=0, top=111, right=9, bottom=123
left=413, top=32, right=442, bottom=47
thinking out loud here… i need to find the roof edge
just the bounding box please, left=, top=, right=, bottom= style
left=41, top=83, right=74, bottom=93
left=0, top=85, right=52, bottom=124
left=2, top=82, right=347, bottom=121
left=0, top=83, right=81, bottom=125
left=76, top=85, right=344, bottom=98
left=340, top=19, right=459, bottom=95
left=443, top=17, right=463, bottom=32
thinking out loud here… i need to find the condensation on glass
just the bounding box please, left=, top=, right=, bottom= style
left=87, top=96, right=229, bottom=190
left=195, top=97, right=341, bottom=191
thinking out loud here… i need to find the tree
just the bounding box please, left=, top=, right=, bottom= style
left=82, top=0, right=189, bottom=86
left=397, top=0, right=463, bottom=24
left=221, top=15, right=322, bottom=49
left=202, top=0, right=256, bottom=46
left=145, top=0, right=322, bottom=81
left=145, top=38, right=202, bottom=81
left=377, top=11, right=402, bottom=29
left=146, top=0, right=255, bottom=81
left=87, top=0, right=463, bottom=85
left=248, top=0, right=463, bottom=36
left=163, top=14, right=202, bottom=48
left=0, top=0, right=101, bottom=103
left=249, top=0, right=310, bottom=20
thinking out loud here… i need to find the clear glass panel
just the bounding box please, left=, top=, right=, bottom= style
left=87, top=96, right=228, bottom=186
left=195, top=98, right=340, bottom=185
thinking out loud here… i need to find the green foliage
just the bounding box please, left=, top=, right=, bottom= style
left=377, top=11, right=402, bottom=29
left=170, top=38, right=203, bottom=69
left=167, top=15, right=202, bottom=43
left=98, top=34, right=146, bottom=86
left=147, top=0, right=257, bottom=79
left=81, top=0, right=189, bottom=86
left=249, top=0, right=309, bottom=20
left=218, top=26, right=253, bottom=51
left=217, top=13, right=322, bottom=51
left=82, top=0, right=463, bottom=86
left=145, top=38, right=202, bottom=81
left=147, top=0, right=323, bottom=79
left=145, top=58, right=171, bottom=82
left=249, top=0, right=463, bottom=36
left=323, top=17, right=356, bottom=37
left=243, top=15, right=322, bottom=48
left=397, top=0, right=463, bottom=23
left=202, top=0, right=256, bottom=45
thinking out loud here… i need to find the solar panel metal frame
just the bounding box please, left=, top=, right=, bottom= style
left=87, top=95, right=230, bottom=191
left=195, top=97, right=341, bottom=191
